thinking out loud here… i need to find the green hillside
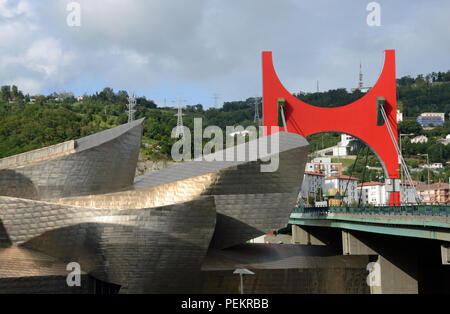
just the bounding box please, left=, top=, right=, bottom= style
left=0, top=69, right=448, bottom=183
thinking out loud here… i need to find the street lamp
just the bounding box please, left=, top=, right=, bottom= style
left=417, top=153, right=430, bottom=185
left=233, top=269, right=255, bottom=294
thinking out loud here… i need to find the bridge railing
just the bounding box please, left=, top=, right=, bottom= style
left=293, top=205, right=450, bottom=216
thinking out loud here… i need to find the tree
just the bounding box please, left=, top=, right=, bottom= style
left=11, top=85, right=18, bottom=99
left=137, top=97, right=157, bottom=109
left=99, top=87, right=115, bottom=103
left=307, top=196, right=315, bottom=206
left=398, top=120, right=422, bottom=135
left=415, top=74, right=427, bottom=87
left=117, top=90, right=129, bottom=104
left=316, top=187, right=324, bottom=201
left=118, top=113, right=128, bottom=124
left=397, top=76, right=415, bottom=87
left=1, top=85, right=11, bottom=101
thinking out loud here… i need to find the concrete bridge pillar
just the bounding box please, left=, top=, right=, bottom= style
left=290, top=225, right=450, bottom=293
left=342, top=230, right=418, bottom=294
left=291, top=225, right=342, bottom=249
left=442, top=244, right=450, bottom=265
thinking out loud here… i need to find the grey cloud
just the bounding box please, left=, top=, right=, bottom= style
left=0, top=0, right=448, bottom=103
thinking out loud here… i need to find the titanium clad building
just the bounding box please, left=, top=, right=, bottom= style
left=0, top=119, right=145, bottom=200
left=54, top=132, right=309, bottom=249
left=0, top=195, right=216, bottom=293
left=0, top=121, right=310, bottom=293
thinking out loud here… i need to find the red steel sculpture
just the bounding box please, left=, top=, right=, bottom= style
left=262, top=50, right=400, bottom=205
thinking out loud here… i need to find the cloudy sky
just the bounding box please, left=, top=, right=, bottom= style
left=0, top=0, right=449, bottom=107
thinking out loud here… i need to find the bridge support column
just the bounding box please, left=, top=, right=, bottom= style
left=292, top=225, right=325, bottom=245
left=291, top=225, right=341, bottom=249
left=442, top=244, right=450, bottom=265
left=342, top=230, right=418, bottom=294
left=386, top=178, right=401, bottom=206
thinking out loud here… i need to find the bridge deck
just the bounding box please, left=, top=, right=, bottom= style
left=289, top=205, right=450, bottom=242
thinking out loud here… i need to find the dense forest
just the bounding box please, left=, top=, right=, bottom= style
left=0, top=69, right=448, bottom=183
left=0, top=87, right=258, bottom=160
left=294, top=70, right=450, bottom=117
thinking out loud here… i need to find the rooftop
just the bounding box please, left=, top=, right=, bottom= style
left=357, top=181, right=384, bottom=187
left=400, top=180, right=419, bottom=186
left=325, top=175, right=358, bottom=181
left=417, top=183, right=450, bottom=191
left=304, top=171, right=325, bottom=177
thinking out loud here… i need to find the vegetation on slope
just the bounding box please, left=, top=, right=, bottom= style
left=0, top=70, right=448, bottom=182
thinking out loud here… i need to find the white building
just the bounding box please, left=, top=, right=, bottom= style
left=417, top=113, right=445, bottom=127
left=332, top=146, right=348, bottom=157
left=313, top=134, right=358, bottom=158
left=357, top=182, right=386, bottom=206
left=400, top=181, right=419, bottom=204
left=301, top=171, right=325, bottom=199
left=339, top=134, right=355, bottom=146
left=437, top=135, right=450, bottom=146
left=305, top=157, right=343, bottom=178
left=324, top=175, right=358, bottom=204
left=420, top=163, right=442, bottom=170
left=419, top=112, right=445, bottom=119
left=423, top=163, right=443, bottom=169
left=397, top=110, right=403, bottom=122
left=411, top=135, right=428, bottom=144
left=332, top=134, right=356, bottom=157
left=357, top=181, right=418, bottom=205
left=417, top=183, right=449, bottom=204
left=315, top=134, right=357, bottom=157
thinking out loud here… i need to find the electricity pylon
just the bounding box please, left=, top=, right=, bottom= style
left=127, top=93, right=136, bottom=123
left=174, top=97, right=186, bottom=137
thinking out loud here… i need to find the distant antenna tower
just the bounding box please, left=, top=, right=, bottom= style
left=127, top=93, right=136, bottom=123
left=359, top=60, right=364, bottom=89
left=174, top=97, right=186, bottom=137
left=317, top=80, right=320, bottom=93
left=254, top=96, right=261, bottom=125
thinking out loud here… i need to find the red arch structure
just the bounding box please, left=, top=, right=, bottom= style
left=262, top=50, right=400, bottom=205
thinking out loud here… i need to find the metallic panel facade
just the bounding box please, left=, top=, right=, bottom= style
left=0, top=121, right=310, bottom=293
left=51, top=132, right=309, bottom=249
left=0, top=195, right=216, bottom=293
left=0, top=119, right=144, bottom=200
